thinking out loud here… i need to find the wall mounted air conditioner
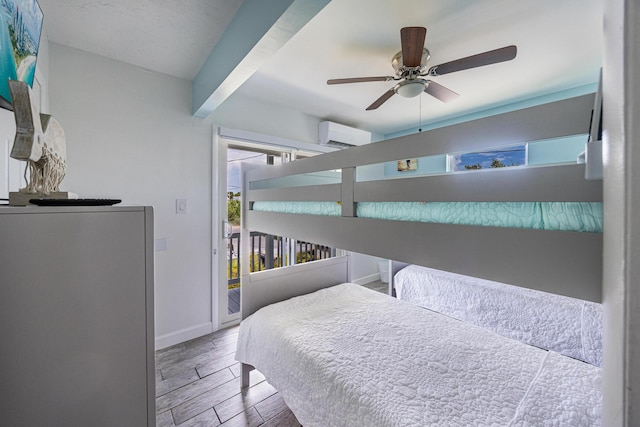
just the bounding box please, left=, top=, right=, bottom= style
left=319, top=121, right=371, bottom=148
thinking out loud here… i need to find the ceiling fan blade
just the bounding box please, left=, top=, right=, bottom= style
left=424, top=80, right=459, bottom=103
left=327, top=76, right=392, bottom=85
left=401, top=26, right=427, bottom=68
left=429, top=45, right=517, bottom=76
left=366, top=89, right=395, bottom=110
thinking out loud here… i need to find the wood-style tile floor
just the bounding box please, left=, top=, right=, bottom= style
left=155, top=326, right=301, bottom=427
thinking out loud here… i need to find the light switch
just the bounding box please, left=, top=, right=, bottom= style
left=176, top=198, right=188, bottom=214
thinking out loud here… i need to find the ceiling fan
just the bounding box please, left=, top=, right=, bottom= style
left=327, top=27, right=517, bottom=110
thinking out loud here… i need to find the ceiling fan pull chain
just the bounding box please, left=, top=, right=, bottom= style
left=419, top=94, right=423, bottom=132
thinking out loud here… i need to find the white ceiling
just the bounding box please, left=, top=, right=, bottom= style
left=38, top=0, right=243, bottom=80
left=38, top=0, right=603, bottom=136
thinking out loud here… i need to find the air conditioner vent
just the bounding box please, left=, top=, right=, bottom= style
left=318, top=121, right=371, bottom=148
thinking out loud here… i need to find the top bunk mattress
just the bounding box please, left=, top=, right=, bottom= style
left=235, top=283, right=601, bottom=427
left=252, top=201, right=603, bottom=232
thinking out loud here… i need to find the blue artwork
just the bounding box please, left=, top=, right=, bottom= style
left=0, top=0, right=43, bottom=108
left=452, top=144, right=527, bottom=171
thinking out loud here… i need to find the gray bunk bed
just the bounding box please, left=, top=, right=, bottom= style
left=235, top=93, right=603, bottom=426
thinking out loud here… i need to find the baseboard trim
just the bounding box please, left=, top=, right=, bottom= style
left=155, top=322, right=214, bottom=350
left=351, top=272, right=381, bottom=285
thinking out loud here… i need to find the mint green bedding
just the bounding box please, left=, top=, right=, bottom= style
left=252, top=201, right=342, bottom=216
left=251, top=201, right=602, bottom=232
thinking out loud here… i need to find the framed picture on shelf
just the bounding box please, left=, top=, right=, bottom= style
left=397, top=158, right=418, bottom=172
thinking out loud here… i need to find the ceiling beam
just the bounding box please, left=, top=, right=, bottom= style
left=192, top=0, right=331, bottom=118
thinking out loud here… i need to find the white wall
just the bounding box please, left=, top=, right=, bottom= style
left=48, top=43, right=214, bottom=348
left=210, top=92, right=321, bottom=144
left=349, top=252, right=384, bottom=284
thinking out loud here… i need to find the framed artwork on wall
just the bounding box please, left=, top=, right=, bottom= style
left=0, top=0, right=44, bottom=110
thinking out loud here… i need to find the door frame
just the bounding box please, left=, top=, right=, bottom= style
left=212, top=127, right=334, bottom=329
left=213, top=131, right=242, bottom=328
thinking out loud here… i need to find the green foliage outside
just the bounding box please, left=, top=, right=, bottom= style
left=224, top=187, right=328, bottom=289
left=464, top=159, right=521, bottom=170
left=227, top=192, right=241, bottom=225
left=227, top=251, right=317, bottom=289
left=226, top=254, right=261, bottom=289
left=464, top=163, right=483, bottom=170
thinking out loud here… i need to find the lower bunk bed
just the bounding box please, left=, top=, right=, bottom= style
left=235, top=280, right=601, bottom=426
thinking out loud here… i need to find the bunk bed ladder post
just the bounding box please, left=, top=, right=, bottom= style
left=341, top=166, right=356, bottom=217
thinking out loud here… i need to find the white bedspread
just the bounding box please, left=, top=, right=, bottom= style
left=235, top=283, right=601, bottom=427
left=394, top=265, right=603, bottom=367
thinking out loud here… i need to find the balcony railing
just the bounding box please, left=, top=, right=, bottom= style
left=227, top=231, right=335, bottom=289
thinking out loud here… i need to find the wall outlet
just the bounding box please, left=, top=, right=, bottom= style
left=176, top=198, right=188, bottom=214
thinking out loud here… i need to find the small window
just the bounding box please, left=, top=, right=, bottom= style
left=447, top=143, right=528, bottom=172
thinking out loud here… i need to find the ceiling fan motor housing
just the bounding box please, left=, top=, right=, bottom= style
left=392, top=48, right=430, bottom=77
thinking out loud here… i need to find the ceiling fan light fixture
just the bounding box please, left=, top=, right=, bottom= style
left=394, top=80, right=426, bottom=98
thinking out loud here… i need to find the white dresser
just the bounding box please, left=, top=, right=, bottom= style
left=0, top=205, right=155, bottom=427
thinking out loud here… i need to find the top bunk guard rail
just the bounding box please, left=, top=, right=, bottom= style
left=243, top=94, right=603, bottom=302
left=248, top=94, right=595, bottom=182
